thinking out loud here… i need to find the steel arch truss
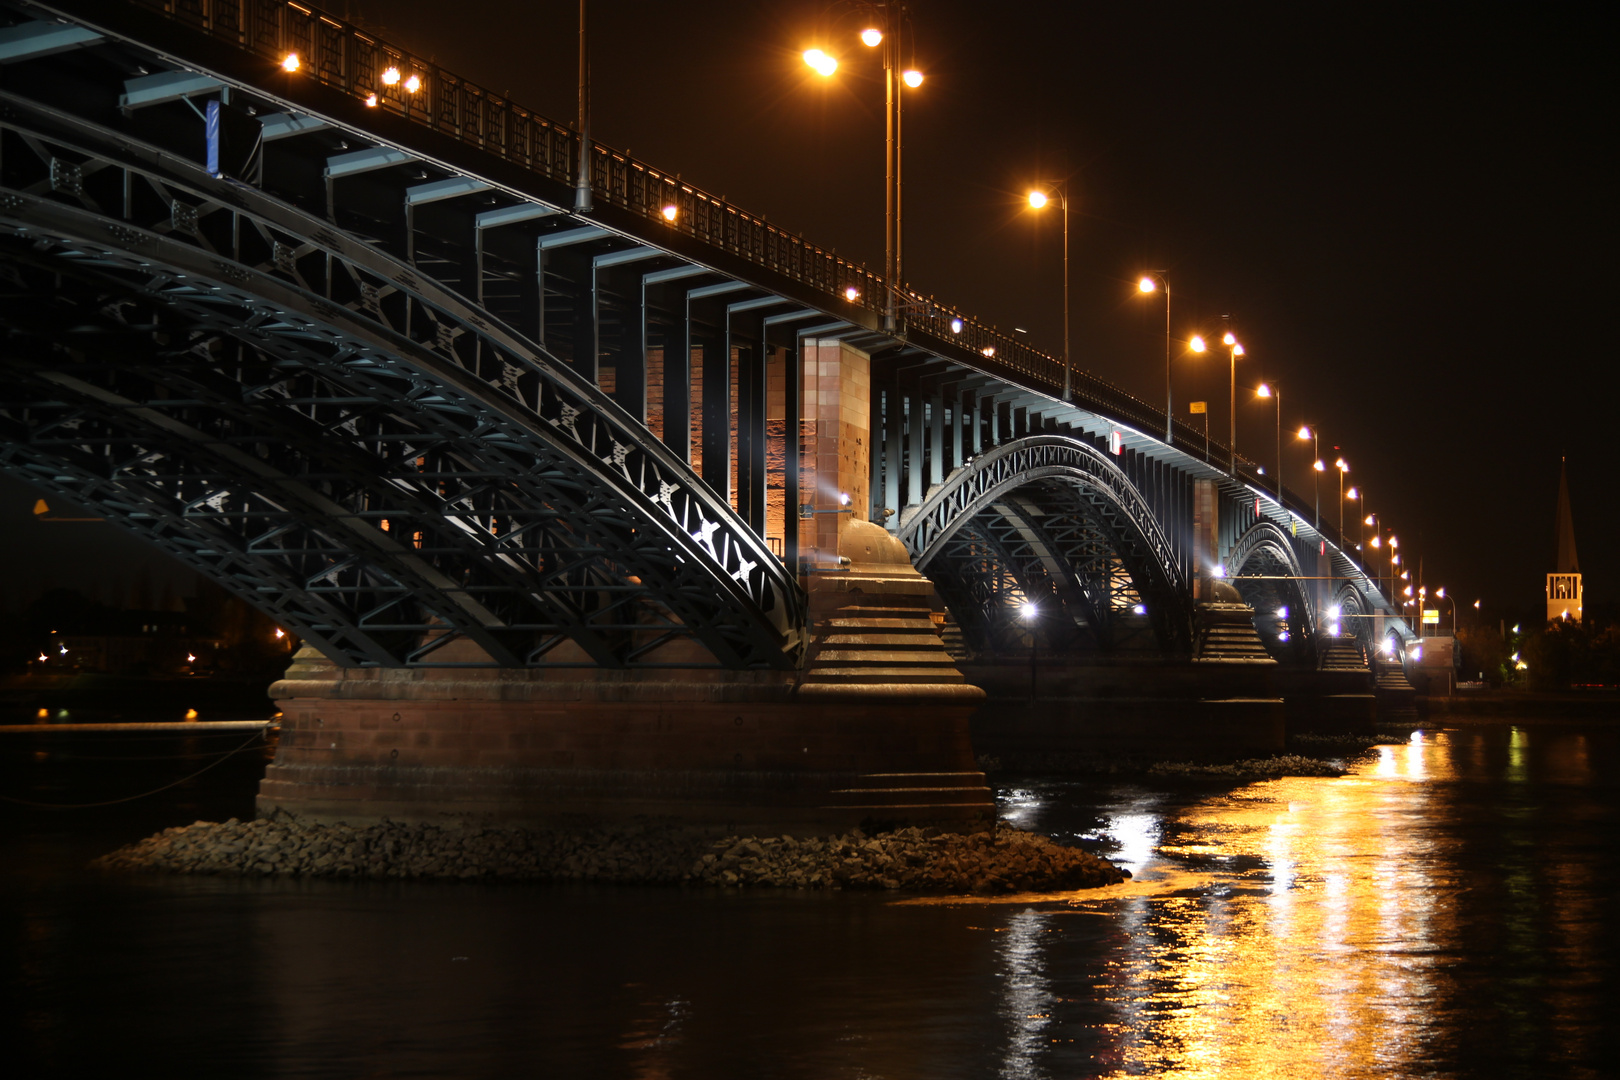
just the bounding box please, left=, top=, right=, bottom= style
left=900, top=436, right=1190, bottom=654
left=1227, top=520, right=1316, bottom=660
left=1332, top=582, right=1376, bottom=652
left=0, top=106, right=803, bottom=669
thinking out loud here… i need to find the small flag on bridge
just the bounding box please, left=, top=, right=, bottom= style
left=1108, top=431, right=1123, bottom=455
left=206, top=100, right=263, bottom=184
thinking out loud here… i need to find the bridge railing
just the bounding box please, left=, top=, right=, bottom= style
left=117, top=4, right=1190, bottom=441
left=113, top=0, right=1342, bottom=553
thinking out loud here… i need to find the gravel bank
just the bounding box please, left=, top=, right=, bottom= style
left=1147, top=753, right=1346, bottom=779
left=92, top=818, right=1128, bottom=893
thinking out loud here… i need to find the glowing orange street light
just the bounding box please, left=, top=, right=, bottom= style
left=1218, top=326, right=1244, bottom=474
left=1138, top=274, right=1176, bottom=443
left=802, top=14, right=924, bottom=333
left=1297, top=424, right=1321, bottom=528
left=1334, top=457, right=1350, bottom=544
left=1256, top=382, right=1282, bottom=501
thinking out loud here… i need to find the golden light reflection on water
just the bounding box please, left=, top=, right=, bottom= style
left=1068, top=733, right=1465, bottom=1079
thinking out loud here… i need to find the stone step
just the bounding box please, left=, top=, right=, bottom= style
left=820, top=613, right=938, bottom=626
left=816, top=633, right=944, bottom=647
left=808, top=649, right=959, bottom=665
left=799, top=666, right=968, bottom=684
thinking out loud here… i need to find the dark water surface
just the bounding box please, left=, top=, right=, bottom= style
left=3, top=718, right=1617, bottom=1078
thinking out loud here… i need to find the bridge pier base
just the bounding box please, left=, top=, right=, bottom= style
left=261, top=652, right=987, bottom=833
left=260, top=529, right=993, bottom=834
left=963, top=659, right=1286, bottom=769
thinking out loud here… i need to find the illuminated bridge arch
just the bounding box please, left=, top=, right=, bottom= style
left=1333, top=581, right=1378, bottom=652
left=1226, top=519, right=1318, bottom=660
left=0, top=104, right=804, bottom=670
left=897, top=436, right=1191, bottom=655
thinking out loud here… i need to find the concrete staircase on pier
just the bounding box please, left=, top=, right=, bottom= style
left=797, top=604, right=970, bottom=693
left=1374, top=660, right=1419, bottom=724
left=1320, top=638, right=1370, bottom=672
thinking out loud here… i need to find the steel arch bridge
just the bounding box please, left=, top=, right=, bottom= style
left=0, top=0, right=1415, bottom=671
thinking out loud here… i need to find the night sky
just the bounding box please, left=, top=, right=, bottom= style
left=3, top=1, right=1611, bottom=622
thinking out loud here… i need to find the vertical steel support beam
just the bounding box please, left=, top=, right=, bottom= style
left=948, top=388, right=964, bottom=472
left=734, top=343, right=759, bottom=528
left=928, top=390, right=944, bottom=486
left=577, top=262, right=600, bottom=383
left=883, top=384, right=901, bottom=522
left=970, top=390, right=984, bottom=455
left=700, top=329, right=730, bottom=500
left=684, top=282, right=745, bottom=486
left=535, top=238, right=548, bottom=348
left=637, top=267, right=704, bottom=461
left=907, top=384, right=924, bottom=508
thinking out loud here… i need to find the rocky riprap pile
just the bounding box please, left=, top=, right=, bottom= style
left=92, top=818, right=1127, bottom=893
left=1147, top=753, right=1346, bottom=779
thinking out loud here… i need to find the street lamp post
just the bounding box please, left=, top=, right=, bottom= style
left=1334, top=458, right=1349, bottom=546
left=574, top=0, right=592, bottom=213
left=1027, top=184, right=1070, bottom=400
left=1436, top=587, right=1458, bottom=637
left=803, top=9, right=924, bottom=333
left=1223, top=330, right=1245, bottom=475
left=1021, top=601, right=1039, bottom=700
left=1297, top=424, right=1322, bottom=528
left=1256, top=382, right=1281, bottom=502
left=1138, top=274, right=1173, bottom=443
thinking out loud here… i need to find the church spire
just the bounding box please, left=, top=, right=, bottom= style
left=1547, top=458, right=1582, bottom=622
left=1556, top=457, right=1579, bottom=574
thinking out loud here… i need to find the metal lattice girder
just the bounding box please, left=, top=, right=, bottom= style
left=899, top=436, right=1191, bottom=654
left=0, top=99, right=805, bottom=669
left=923, top=520, right=1042, bottom=657
left=1226, top=518, right=1317, bottom=650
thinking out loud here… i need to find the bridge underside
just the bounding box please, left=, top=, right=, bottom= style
left=0, top=94, right=801, bottom=670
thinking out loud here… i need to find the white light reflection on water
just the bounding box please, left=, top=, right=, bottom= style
left=995, top=908, right=1056, bottom=1079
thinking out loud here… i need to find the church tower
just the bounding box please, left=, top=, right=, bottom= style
left=1546, top=458, right=1582, bottom=622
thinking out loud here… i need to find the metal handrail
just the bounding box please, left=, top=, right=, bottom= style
left=89, top=0, right=1340, bottom=553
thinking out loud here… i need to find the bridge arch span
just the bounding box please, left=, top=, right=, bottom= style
left=0, top=114, right=803, bottom=670
left=1226, top=519, right=1318, bottom=660
left=1332, top=581, right=1378, bottom=653
left=896, top=436, right=1192, bottom=656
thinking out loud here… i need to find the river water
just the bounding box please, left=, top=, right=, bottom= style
left=2, top=716, right=1616, bottom=1078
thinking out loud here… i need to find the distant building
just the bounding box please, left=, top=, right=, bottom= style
left=1546, top=458, right=1582, bottom=623
left=52, top=609, right=220, bottom=675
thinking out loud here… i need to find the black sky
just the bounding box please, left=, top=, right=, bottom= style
left=3, top=0, right=1612, bottom=619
